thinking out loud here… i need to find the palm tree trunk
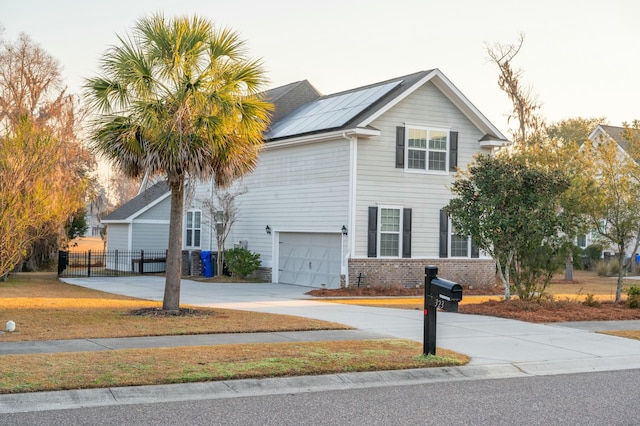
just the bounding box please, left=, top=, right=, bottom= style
left=163, top=178, right=184, bottom=311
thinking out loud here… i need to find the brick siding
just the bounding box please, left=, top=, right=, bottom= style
left=347, top=258, right=496, bottom=289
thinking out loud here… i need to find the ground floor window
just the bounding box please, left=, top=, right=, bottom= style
left=368, top=206, right=412, bottom=258
left=380, top=207, right=401, bottom=257
left=186, top=210, right=201, bottom=248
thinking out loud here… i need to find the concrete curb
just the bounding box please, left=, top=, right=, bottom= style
left=4, top=356, right=640, bottom=414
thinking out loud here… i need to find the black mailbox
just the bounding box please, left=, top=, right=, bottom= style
left=423, top=266, right=464, bottom=356
left=430, top=278, right=463, bottom=303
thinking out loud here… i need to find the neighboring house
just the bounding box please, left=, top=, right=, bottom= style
left=579, top=125, right=640, bottom=259
left=104, top=69, right=510, bottom=288
left=101, top=180, right=171, bottom=263
left=84, top=203, right=103, bottom=237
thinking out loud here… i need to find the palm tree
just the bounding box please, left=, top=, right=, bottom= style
left=84, top=14, right=272, bottom=310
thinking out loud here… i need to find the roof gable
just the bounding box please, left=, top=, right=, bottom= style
left=590, top=124, right=639, bottom=154
left=102, top=180, right=170, bottom=223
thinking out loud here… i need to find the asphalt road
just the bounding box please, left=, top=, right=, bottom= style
left=3, top=369, right=638, bottom=425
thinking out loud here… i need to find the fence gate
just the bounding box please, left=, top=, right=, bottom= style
left=58, top=250, right=167, bottom=278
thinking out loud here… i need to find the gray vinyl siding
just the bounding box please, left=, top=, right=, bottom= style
left=354, top=81, right=492, bottom=258
left=136, top=196, right=170, bottom=220
left=228, top=138, right=351, bottom=263
left=105, top=224, right=130, bottom=251
left=131, top=223, right=169, bottom=251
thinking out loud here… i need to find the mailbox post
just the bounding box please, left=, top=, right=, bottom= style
left=424, top=266, right=463, bottom=356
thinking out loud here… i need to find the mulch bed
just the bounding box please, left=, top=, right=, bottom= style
left=460, top=300, right=640, bottom=323
left=128, top=307, right=217, bottom=317
left=306, top=285, right=504, bottom=297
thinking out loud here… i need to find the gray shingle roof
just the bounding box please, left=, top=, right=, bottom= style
left=262, top=80, right=322, bottom=123
left=266, top=70, right=432, bottom=141
left=102, top=180, right=169, bottom=222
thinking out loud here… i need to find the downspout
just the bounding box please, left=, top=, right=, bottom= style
left=342, top=131, right=357, bottom=287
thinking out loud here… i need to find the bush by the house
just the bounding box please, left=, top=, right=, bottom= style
left=225, top=247, right=261, bottom=278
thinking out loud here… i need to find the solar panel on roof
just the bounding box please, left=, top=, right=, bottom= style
left=267, top=80, right=402, bottom=139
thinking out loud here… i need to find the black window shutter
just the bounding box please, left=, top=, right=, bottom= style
left=396, top=126, right=405, bottom=168
left=367, top=207, right=378, bottom=257
left=439, top=209, right=448, bottom=258
left=471, top=240, right=479, bottom=258
left=402, top=208, right=412, bottom=258
left=449, top=131, right=458, bottom=171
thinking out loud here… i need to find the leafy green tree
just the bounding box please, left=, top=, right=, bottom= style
left=85, top=14, right=272, bottom=310
left=65, top=207, right=89, bottom=240
left=580, top=124, right=640, bottom=302
left=446, top=154, right=570, bottom=300
left=545, top=117, right=606, bottom=147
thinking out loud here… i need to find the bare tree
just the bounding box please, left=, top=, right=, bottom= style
left=486, top=33, right=544, bottom=145
left=201, top=186, right=247, bottom=276
left=109, top=169, right=141, bottom=208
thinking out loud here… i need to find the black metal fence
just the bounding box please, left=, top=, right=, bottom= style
left=58, top=250, right=168, bottom=278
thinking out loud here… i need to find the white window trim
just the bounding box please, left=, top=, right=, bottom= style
left=185, top=209, right=202, bottom=248
left=377, top=205, right=403, bottom=258
left=405, top=125, right=450, bottom=175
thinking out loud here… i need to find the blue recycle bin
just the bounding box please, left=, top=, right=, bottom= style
left=200, top=251, right=213, bottom=277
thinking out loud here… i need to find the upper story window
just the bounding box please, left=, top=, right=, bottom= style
left=186, top=210, right=201, bottom=248
left=396, top=126, right=458, bottom=172
left=407, top=127, right=448, bottom=171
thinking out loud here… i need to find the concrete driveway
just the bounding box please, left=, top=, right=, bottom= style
left=62, top=276, right=640, bottom=375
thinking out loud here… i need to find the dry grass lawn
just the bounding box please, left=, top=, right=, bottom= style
left=0, top=273, right=469, bottom=394
left=602, top=330, right=640, bottom=341
left=0, top=341, right=468, bottom=393
left=68, top=236, right=104, bottom=252
left=0, top=273, right=349, bottom=342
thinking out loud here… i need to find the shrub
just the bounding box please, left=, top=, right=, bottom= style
left=583, top=293, right=600, bottom=307
left=583, top=244, right=603, bottom=270
left=224, top=247, right=261, bottom=279
left=609, top=259, right=621, bottom=276
left=625, top=286, right=640, bottom=309
left=594, top=260, right=610, bottom=277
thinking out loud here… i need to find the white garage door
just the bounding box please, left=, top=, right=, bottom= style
left=278, top=233, right=342, bottom=288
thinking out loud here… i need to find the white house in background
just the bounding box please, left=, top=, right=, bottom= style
left=104, top=69, right=510, bottom=288
left=578, top=124, right=640, bottom=260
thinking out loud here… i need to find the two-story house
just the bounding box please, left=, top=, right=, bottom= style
left=104, top=69, right=509, bottom=288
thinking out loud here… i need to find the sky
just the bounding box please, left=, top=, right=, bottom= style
left=2, top=0, right=639, bottom=139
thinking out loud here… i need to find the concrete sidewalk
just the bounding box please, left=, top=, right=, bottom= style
left=2, top=276, right=640, bottom=414
left=0, top=329, right=390, bottom=355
